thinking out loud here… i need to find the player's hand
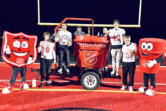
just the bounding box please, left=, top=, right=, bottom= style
left=39, top=41, right=44, bottom=47
left=54, top=59, right=56, bottom=63
left=97, top=32, right=100, bottom=36
left=147, top=60, right=157, bottom=68
left=128, top=49, right=136, bottom=53
left=128, top=49, right=133, bottom=53
left=67, top=42, right=71, bottom=46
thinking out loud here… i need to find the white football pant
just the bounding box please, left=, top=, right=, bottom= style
left=111, top=49, right=122, bottom=73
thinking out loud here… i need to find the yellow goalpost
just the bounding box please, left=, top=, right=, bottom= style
left=37, top=0, right=142, bottom=28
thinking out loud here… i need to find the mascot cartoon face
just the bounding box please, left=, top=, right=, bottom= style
left=1, top=31, right=37, bottom=67
left=139, top=38, right=165, bottom=60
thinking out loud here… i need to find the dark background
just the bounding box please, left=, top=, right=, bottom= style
left=0, top=0, right=165, bottom=63
left=0, top=0, right=165, bottom=43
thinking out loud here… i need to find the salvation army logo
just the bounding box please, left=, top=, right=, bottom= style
left=126, top=52, right=131, bottom=59
left=16, top=58, right=24, bottom=64
left=84, top=51, right=97, bottom=66
left=1, top=31, right=37, bottom=67
left=142, top=60, right=148, bottom=67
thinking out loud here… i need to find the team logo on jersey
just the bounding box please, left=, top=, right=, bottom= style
left=84, top=50, right=97, bottom=66
left=141, top=60, right=147, bottom=68
left=1, top=31, right=37, bottom=67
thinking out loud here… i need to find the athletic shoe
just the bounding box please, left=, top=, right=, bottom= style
left=145, top=89, right=155, bottom=96
left=138, top=86, right=147, bottom=93
left=121, top=85, right=127, bottom=90
left=58, top=68, right=62, bottom=74
left=111, top=70, right=115, bottom=76
left=104, top=66, right=108, bottom=71
left=115, top=72, right=120, bottom=76
left=145, top=86, right=155, bottom=96
left=129, top=86, right=134, bottom=92
left=20, top=83, right=29, bottom=90
left=2, top=85, right=13, bottom=94
left=65, top=69, right=70, bottom=73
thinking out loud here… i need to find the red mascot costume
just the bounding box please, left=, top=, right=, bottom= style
left=138, top=38, right=165, bottom=96
left=1, top=31, right=37, bottom=94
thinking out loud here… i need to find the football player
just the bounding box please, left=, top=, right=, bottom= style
left=108, top=19, right=126, bottom=78
left=55, top=24, right=72, bottom=74
left=38, top=32, right=56, bottom=88
left=121, top=35, right=137, bottom=92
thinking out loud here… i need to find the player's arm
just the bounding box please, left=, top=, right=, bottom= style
left=52, top=44, right=56, bottom=63
left=38, top=41, right=43, bottom=53
left=55, top=32, right=60, bottom=42
left=107, top=30, right=112, bottom=49
left=74, top=31, right=77, bottom=36
left=108, top=30, right=114, bottom=37
left=120, top=29, right=126, bottom=45
left=67, top=32, right=72, bottom=46
left=50, top=33, right=56, bottom=42
left=128, top=43, right=138, bottom=55
left=120, top=34, right=123, bottom=45
left=133, top=44, right=139, bottom=57
left=108, top=30, right=113, bottom=43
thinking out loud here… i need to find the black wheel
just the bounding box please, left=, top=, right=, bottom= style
left=80, top=71, right=101, bottom=90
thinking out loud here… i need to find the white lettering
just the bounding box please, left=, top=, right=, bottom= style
left=78, top=43, right=106, bottom=48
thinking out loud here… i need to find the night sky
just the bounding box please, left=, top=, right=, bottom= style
left=0, top=0, right=166, bottom=45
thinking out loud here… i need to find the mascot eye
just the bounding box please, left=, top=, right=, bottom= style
left=13, top=40, right=20, bottom=48
left=141, top=42, right=147, bottom=50
left=21, top=41, right=28, bottom=48
left=147, top=43, right=153, bottom=51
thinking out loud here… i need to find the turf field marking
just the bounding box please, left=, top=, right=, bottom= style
left=1, top=80, right=166, bottom=86
left=0, top=88, right=166, bottom=95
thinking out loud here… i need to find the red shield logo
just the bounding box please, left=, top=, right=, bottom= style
left=84, top=50, right=97, bottom=66
left=1, top=31, right=37, bottom=67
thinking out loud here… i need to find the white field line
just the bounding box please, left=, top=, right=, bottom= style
left=0, top=79, right=166, bottom=86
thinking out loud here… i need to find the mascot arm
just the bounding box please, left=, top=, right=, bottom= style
left=5, top=45, right=11, bottom=54
left=5, top=45, right=11, bottom=58
left=147, top=53, right=164, bottom=68
left=156, top=55, right=164, bottom=64
left=148, top=60, right=157, bottom=68
left=26, top=55, right=33, bottom=64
